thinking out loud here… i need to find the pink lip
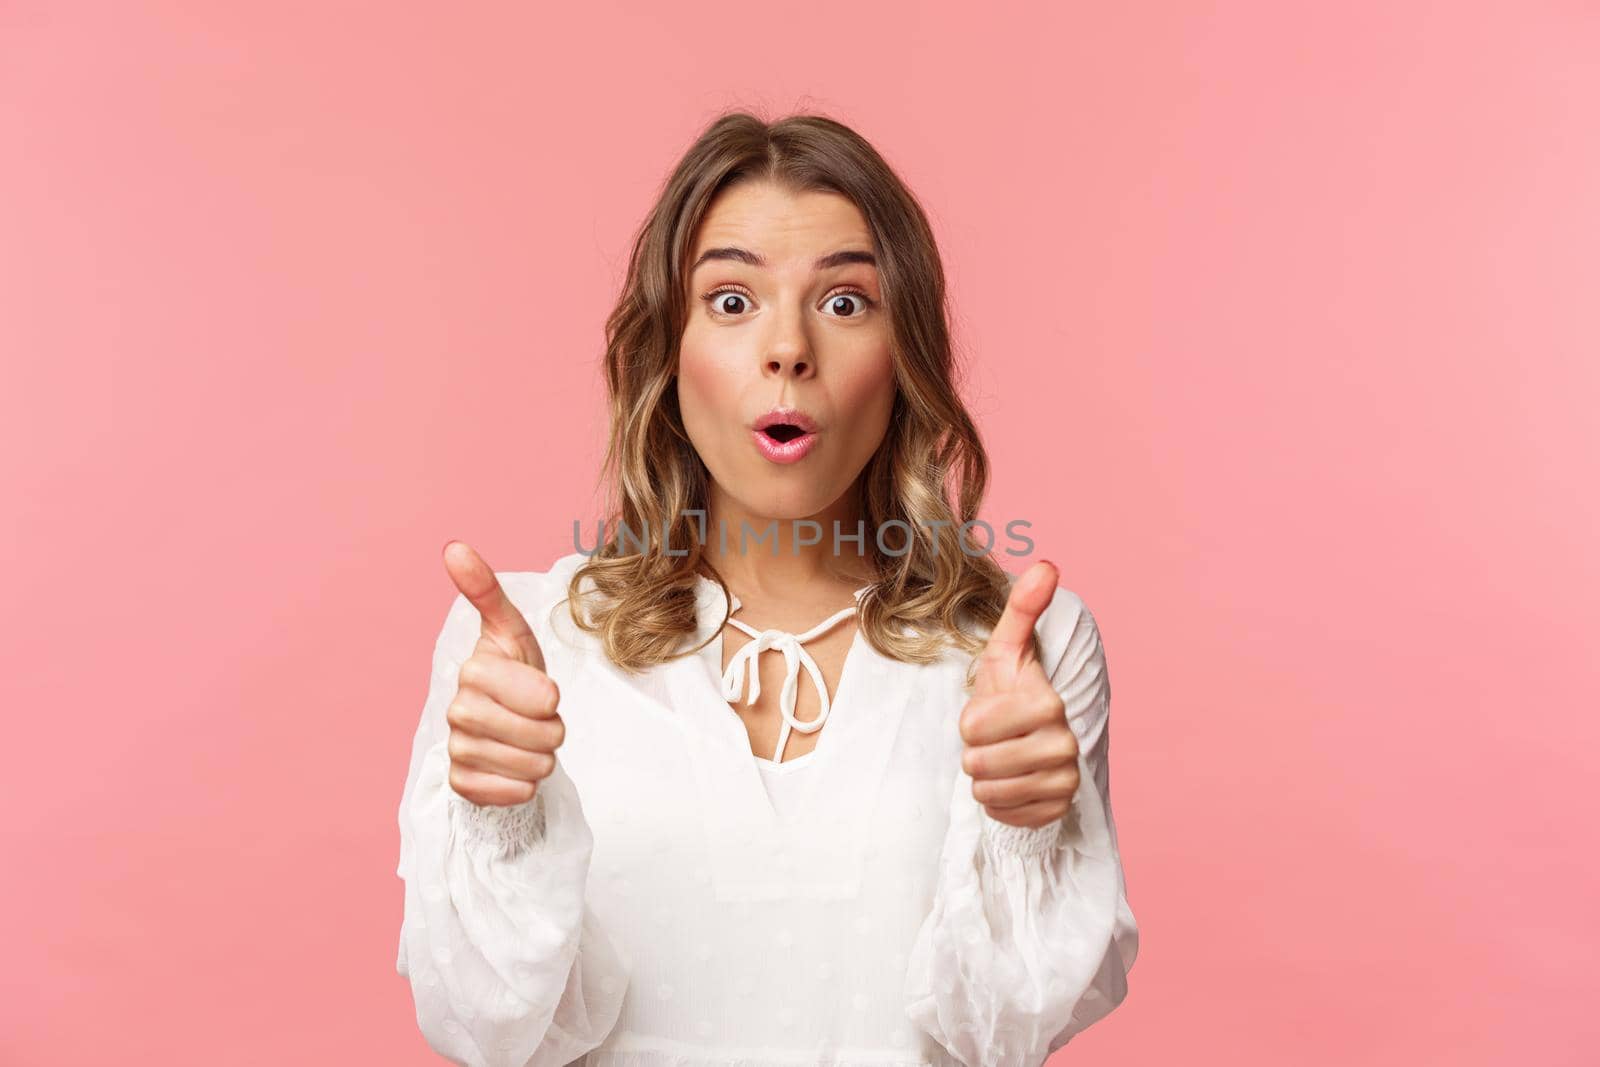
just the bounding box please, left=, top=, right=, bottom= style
left=751, top=427, right=818, bottom=464
left=753, top=407, right=819, bottom=434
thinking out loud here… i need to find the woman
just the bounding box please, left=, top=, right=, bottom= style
left=396, top=111, right=1138, bottom=1067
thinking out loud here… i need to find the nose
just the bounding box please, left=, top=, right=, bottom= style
left=765, top=350, right=812, bottom=378
left=763, top=314, right=815, bottom=380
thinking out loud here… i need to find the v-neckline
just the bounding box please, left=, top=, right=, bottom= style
left=712, top=606, right=866, bottom=825
left=557, top=564, right=922, bottom=902
left=692, top=572, right=871, bottom=824
left=659, top=577, right=920, bottom=901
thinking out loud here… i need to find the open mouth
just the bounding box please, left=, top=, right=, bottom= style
left=760, top=424, right=810, bottom=443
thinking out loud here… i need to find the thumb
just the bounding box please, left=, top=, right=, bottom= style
left=975, top=559, right=1058, bottom=696
left=442, top=540, right=546, bottom=672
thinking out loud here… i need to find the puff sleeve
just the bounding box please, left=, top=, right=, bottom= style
left=904, top=592, right=1139, bottom=1067
left=395, top=588, right=629, bottom=1067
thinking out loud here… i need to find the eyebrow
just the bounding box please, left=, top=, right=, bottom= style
left=689, top=246, right=877, bottom=273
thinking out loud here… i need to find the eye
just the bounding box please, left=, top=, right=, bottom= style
left=822, top=288, right=875, bottom=318
left=702, top=286, right=754, bottom=317
left=699, top=285, right=877, bottom=320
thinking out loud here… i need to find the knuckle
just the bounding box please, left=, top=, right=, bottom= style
left=527, top=750, right=556, bottom=779
left=548, top=715, right=566, bottom=750
left=458, top=655, right=487, bottom=690
left=513, top=778, right=538, bottom=804
left=489, top=717, right=525, bottom=749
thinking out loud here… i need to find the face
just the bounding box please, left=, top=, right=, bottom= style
left=677, top=180, right=896, bottom=533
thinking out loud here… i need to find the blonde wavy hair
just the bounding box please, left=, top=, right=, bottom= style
left=565, top=110, right=1041, bottom=687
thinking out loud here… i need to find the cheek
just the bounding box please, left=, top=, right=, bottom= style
left=835, top=346, right=897, bottom=430
left=678, top=334, right=729, bottom=409
left=676, top=334, right=743, bottom=438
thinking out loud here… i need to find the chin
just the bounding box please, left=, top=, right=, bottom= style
left=730, top=482, right=836, bottom=522
left=751, top=496, right=832, bottom=522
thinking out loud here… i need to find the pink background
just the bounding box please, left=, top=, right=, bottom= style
left=2, top=2, right=1595, bottom=1064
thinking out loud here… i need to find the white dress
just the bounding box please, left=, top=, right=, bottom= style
left=395, top=551, right=1139, bottom=1067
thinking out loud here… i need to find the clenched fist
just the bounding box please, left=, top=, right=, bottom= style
left=959, top=560, right=1081, bottom=829
left=441, top=540, right=565, bottom=808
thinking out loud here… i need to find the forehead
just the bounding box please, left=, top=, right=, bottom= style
left=690, top=181, right=873, bottom=262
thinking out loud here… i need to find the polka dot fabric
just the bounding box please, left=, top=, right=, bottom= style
left=396, top=552, right=1138, bottom=1066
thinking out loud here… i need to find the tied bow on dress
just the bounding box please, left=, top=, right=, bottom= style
left=720, top=599, right=861, bottom=763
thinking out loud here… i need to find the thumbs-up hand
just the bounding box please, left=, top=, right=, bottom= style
left=959, top=560, right=1081, bottom=829
left=441, top=541, right=565, bottom=808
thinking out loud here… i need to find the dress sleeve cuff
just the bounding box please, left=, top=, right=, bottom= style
left=980, top=808, right=1066, bottom=856
left=448, top=787, right=548, bottom=859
